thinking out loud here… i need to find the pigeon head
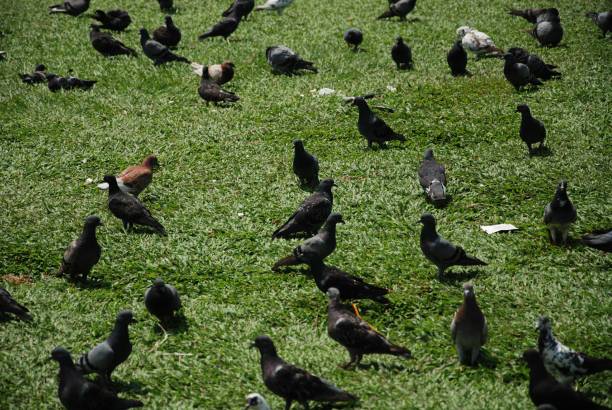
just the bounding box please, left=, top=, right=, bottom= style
left=90, top=24, right=101, bottom=32
left=35, top=64, right=46, bottom=72
left=250, top=335, right=277, bottom=355
left=139, top=28, right=150, bottom=40
left=265, top=47, right=275, bottom=60
left=463, top=283, right=475, bottom=299
left=50, top=347, right=73, bottom=363
left=351, top=96, right=367, bottom=107
left=423, top=148, right=434, bottom=160
left=554, top=180, right=569, bottom=203
left=152, top=278, right=166, bottom=287
left=418, top=213, right=436, bottom=226
left=164, top=15, right=174, bottom=26
left=326, top=212, right=345, bottom=225
left=536, top=316, right=552, bottom=332
left=102, top=175, right=119, bottom=189
left=292, top=139, right=304, bottom=150
left=143, top=155, right=160, bottom=169
left=222, top=60, right=235, bottom=68
left=201, top=66, right=211, bottom=80
left=84, top=215, right=103, bottom=227
left=502, top=53, right=517, bottom=63
left=516, top=104, right=530, bottom=114
left=456, top=26, right=471, bottom=38
left=116, top=310, right=136, bottom=325
left=245, top=393, right=269, bottom=410
left=522, top=349, right=542, bottom=367
left=453, top=40, right=463, bottom=48
left=326, top=287, right=341, bottom=300
left=316, top=178, right=337, bottom=192
left=395, top=36, right=404, bottom=44
left=427, top=179, right=446, bottom=203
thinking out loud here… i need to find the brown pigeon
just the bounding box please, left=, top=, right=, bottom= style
left=450, top=283, right=487, bottom=366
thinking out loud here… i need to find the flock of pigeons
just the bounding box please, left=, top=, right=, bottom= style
left=2, top=0, right=611, bottom=409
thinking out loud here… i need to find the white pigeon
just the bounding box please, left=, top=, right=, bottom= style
left=245, top=393, right=271, bottom=410
left=456, top=26, right=503, bottom=59
left=255, top=0, right=294, bottom=14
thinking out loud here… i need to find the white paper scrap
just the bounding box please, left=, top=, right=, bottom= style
left=480, top=224, right=518, bottom=234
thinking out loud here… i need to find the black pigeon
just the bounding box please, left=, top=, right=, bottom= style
left=447, top=40, right=468, bottom=76
left=418, top=213, right=487, bottom=279
left=103, top=175, right=167, bottom=235
left=49, top=0, right=90, bottom=16
left=310, top=260, right=389, bottom=303
left=391, top=36, right=412, bottom=69
left=543, top=180, right=577, bottom=245
left=65, top=71, right=96, bottom=90
left=90, top=25, right=137, bottom=57
left=47, top=74, right=68, bottom=92
left=198, top=14, right=240, bottom=41
left=157, top=0, right=173, bottom=12
left=92, top=9, right=131, bottom=31
left=343, top=28, right=363, bottom=51
left=351, top=97, right=406, bottom=148
left=266, top=45, right=318, bottom=75
left=51, top=347, right=143, bottom=410
left=529, top=12, right=563, bottom=47
left=292, top=139, right=319, bottom=190
left=77, top=311, right=136, bottom=384
left=272, top=213, right=344, bottom=271
left=508, top=7, right=555, bottom=24
left=582, top=229, right=612, bottom=252
left=153, top=16, right=181, bottom=48
left=222, top=0, right=255, bottom=21
left=272, top=179, right=334, bottom=239
left=502, top=53, right=542, bottom=91
left=140, top=28, right=189, bottom=66
left=523, top=349, right=610, bottom=410
left=251, top=335, right=357, bottom=409
left=508, top=48, right=560, bottom=81
left=586, top=11, right=612, bottom=37
left=144, top=278, right=181, bottom=324
left=0, top=286, right=32, bottom=321
left=377, top=0, right=416, bottom=21
left=418, top=148, right=447, bottom=205
left=198, top=66, right=240, bottom=104
left=516, top=104, right=546, bottom=154
left=20, top=64, right=51, bottom=84
left=58, top=215, right=102, bottom=282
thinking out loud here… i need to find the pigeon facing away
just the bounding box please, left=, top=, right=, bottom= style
left=266, top=46, right=318, bottom=75
left=456, top=26, right=503, bottom=59
left=20, top=64, right=51, bottom=84
left=508, top=8, right=556, bottom=24
left=292, top=139, right=319, bottom=190
left=582, top=229, right=612, bottom=252
left=391, top=36, right=412, bottom=69
left=255, top=0, right=294, bottom=15
left=58, top=216, right=102, bottom=282
left=157, top=0, right=173, bottom=12
left=447, top=41, right=468, bottom=76
left=586, top=11, right=612, bottom=37
left=344, top=28, right=363, bottom=51
left=140, top=29, right=189, bottom=66
left=272, top=213, right=344, bottom=271
left=144, top=278, right=181, bottom=324
left=90, top=25, right=137, bottom=57
left=103, top=175, right=167, bottom=235
left=245, top=393, right=271, bottom=410
left=543, top=180, right=576, bottom=245
left=537, top=316, right=612, bottom=385
left=419, top=213, right=487, bottom=279
left=49, top=0, right=90, bottom=16
left=251, top=335, right=357, bottom=409
left=272, top=179, right=334, bottom=239
left=418, top=148, right=447, bottom=206
left=0, top=286, right=32, bottom=321
left=351, top=97, right=406, bottom=148
left=530, top=12, right=563, bottom=47
left=508, top=48, right=560, bottom=81
left=97, top=155, right=160, bottom=196
left=503, top=53, right=542, bottom=91
left=92, top=9, right=132, bottom=31
left=378, top=0, right=416, bottom=21
left=153, top=16, right=182, bottom=48
left=516, top=104, right=546, bottom=154
left=77, top=311, right=136, bottom=384
left=327, top=287, right=410, bottom=368
left=51, top=347, right=143, bottom=410
left=198, top=66, right=239, bottom=104
left=198, top=14, right=240, bottom=41
left=523, top=349, right=610, bottom=410
left=451, top=283, right=487, bottom=366
left=223, top=0, right=255, bottom=20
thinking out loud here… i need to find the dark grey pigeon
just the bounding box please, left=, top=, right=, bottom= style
left=198, top=66, right=240, bottom=104
left=327, top=287, right=410, bottom=368
left=377, top=0, right=416, bottom=21
left=309, top=261, right=390, bottom=304
left=272, top=179, right=334, bottom=239
left=447, top=40, right=468, bottom=76
left=343, top=28, right=363, bottom=51
left=92, top=9, right=131, bottom=32
left=65, top=71, right=96, bottom=90
left=502, top=53, right=542, bottom=91
left=198, top=13, right=240, bottom=41
left=516, top=104, right=546, bottom=154
left=49, top=0, right=90, bottom=16
left=90, top=26, right=137, bottom=57
left=0, top=286, right=32, bottom=321
left=450, top=283, right=487, bottom=365
left=351, top=97, right=406, bottom=148
left=103, top=175, right=166, bottom=235
left=530, top=13, right=563, bottom=47
left=418, top=213, right=487, bottom=279
left=222, top=0, right=255, bottom=21
left=586, top=11, right=612, bottom=37
left=391, top=36, right=412, bottom=69
left=47, top=74, right=69, bottom=92
left=266, top=45, right=318, bottom=75
left=292, top=139, right=319, bottom=190
left=58, top=215, right=102, bottom=282
left=157, top=0, right=173, bottom=11
left=144, top=278, right=181, bottom=324
left=543, top=180, right=576, bottom=245
left=77, top=310, right=135, bottom=384
left=508, top=7, right=555, bottom=24
left=251, top=335, right=357, bottom=409
left=20, top=64, right=51, bottom=84
left=153, top=16, right=181, bottom=48
left=52, top=347, right=143, bottom=410
left=508, top=48, right=560, bottom=81
left=418, top=148, right=447, bottom=206
left=272, top=213, right=344, bottom=271
left=582, top=229, right=612, bottom=253
left=140, top=28, right=189, bottom=66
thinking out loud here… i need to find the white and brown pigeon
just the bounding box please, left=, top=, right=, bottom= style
left=98, top=155, right=159, bottom=196
left=456, top=26, right=503, bottom=59
left=450, top=283, right=487, bottom=366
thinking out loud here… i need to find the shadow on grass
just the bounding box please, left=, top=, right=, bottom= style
left=76, top=277, right=111, bottom=290
left=152, top=313, right=189, bottom=334
left=355, top=361, right=408, bottom=372
left=439, top=269, right=482, bottom=284
left=529, top=145, right=552, bottom=157
left=109, top=378, right=149, bottom=395
left=478, top=349, right=499, bottom=369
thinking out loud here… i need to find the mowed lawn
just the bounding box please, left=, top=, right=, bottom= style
left=0, top=0, right=611, bottom=408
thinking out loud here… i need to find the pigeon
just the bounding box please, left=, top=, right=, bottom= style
left=418, top=213, right=487, bottom=279
left=65, top=71, right=97, bottom=90
left=58, top=215, right=102, bottom=282
left=223, top=0, right=255, bottom=20
left=351, top=97, right=406, bottom=148
left=292, top=139, right=319, bottom=190
left=20, top=64, right=51, bottom=84
left=586, top=11, right=612, bottom=37
left=140, top=28, right=189, bottom=66
left=502, top=53, right=542, bottom=91
left=543, top=180, right=576, bottom=245
left=447, top=40, right=468, bottom=76
left=508, top=48, right=560, bottom=81
left=157, top=0, right=173, bottom=12
left=309, top=260, right=390, bottom=304
left=456, top=26, right=503, bottom=59
left=198, top=14, right=240, bottom=41
left=266, top=46, right=317, bottom=75
left=251, top=335, right=357, bottom=409
left=191, top=61, right=235, bottom=85
left=51, top=347, right=143, bottom=410
left=245, top=393, right=271, bottom=410
left=326, top=287, right=410, bottom=368
left=255, top=0, right=294, bottom=15
left=90, top=25, right=137, bottom=57
left=582, top=229, right=612, bottom=252
left=523, top=349, right=610, bottom=410
left=508, top=8, right=556, bottom=24
left=530, top=13, right=563, bottom=47
left=391, top=36, right=412, bottom=69
left=272, top=213, right=344, bottom=271
left=77, top=310, right=136, bottom=384
left=450, top=283, right=487, bottom=366
left=103, top=175, right=167, bottom=235
left=418, top=148, right=447, bottom=205
left=49, top=0, right=89, bottom=16
left=343, top=28, right=363, bottom=51
left=377, top=0, right=416, bottom=21
left=272, top=179, right=334, bottom=239
left=516, top=104, right=546, bottom=154
left=537, top=316, right=612, bottom=385
left=46, top=74, right=68, bottom=92
left=152, top=16, right=182, bottom=48
left=0, top=51, right=5, bottom=60
left=92, top=9, right=131, bottom=31
left=0, top=286, right=32, bottom=321
left=198, top=66, right=240, bottom=104
left=97, top=155, right=160, bottom=196
left=144, top=278, right=181, bottom=324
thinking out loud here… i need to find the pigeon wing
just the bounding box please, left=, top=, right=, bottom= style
left=84, top=341, right=116, bottom=373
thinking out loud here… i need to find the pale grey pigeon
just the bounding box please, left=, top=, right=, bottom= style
left=543, top=180, right=576, bottom=245
left=266, top=45, right=317, bottom=74
left=418, top=148, right=447, bottom=205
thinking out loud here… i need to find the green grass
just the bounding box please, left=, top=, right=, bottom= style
left=0, top=0, right=611, bottom=408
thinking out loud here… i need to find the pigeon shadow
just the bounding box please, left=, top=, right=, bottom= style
left=477, top=349, right=499, bottom=369
left=313, top=401, right=358, bottom=410
left=75, top=277, right=111, bottom=290
left=108, top=379, right=149, bottom=395
left=529, top=145, right=552, bottom=157
left=272, top=265, right=311, bottom=276
left=355, top=361, right=408, bottom=372
left=0, top=313, right=30, bottom=323
left=438, top=269, right=481, bottom=284
left=152, top=313, right=189, bottom=334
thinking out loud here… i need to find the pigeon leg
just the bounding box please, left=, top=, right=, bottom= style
left=284, top=399, right=292, bottom=410
left=561, top=227, right=569, bottom=245
left=367, top=140, right=373, bottom=149
left=437, top=266, right=445, bottom=280
left=81, top=271, right=88, bottom=283
left=470, top=347, right=480, bottom=366
left=341, top=351, right=360, bottom=369
left=457, top=345, right=468, bottom=364
left=122, top=220, right=129, bottom=232
left=549, top=227, right=557, bottom=244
